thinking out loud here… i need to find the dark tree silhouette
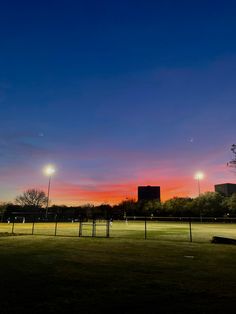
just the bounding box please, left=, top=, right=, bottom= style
left=227, top=144, right=236, bottom=170
left=15, top=189, right=48, bottom=208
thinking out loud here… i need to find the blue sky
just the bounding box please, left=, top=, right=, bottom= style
left=0, top=0, right=236, bottom=204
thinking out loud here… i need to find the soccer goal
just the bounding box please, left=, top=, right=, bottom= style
left=78, top=219, right=110, bottom=238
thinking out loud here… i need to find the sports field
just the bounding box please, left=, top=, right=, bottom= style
left=0, top=220, right=235, bottom=243
left=0, top=233, right=236, bottom=313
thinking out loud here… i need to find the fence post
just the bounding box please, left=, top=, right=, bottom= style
left=11, top=220, right=15, bottom=235
left=79, top=218, right=82, bottom=237
left=144, top=217, right=147, bottom=240
left=54, top=217, right=58, bottom=236
left=92, top=218, right=96, bottom=237
left=32, top=218, right=35, bottom=235
left=189, top=217, right=192, bottom=242
left=106, top=219, right=110, bottom=238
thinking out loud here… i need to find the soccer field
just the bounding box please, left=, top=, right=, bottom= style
left=1, top=220, right=235, bottom=243
left=0, top=234, right=236, bottom=313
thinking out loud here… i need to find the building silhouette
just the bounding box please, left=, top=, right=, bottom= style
left=138, top=186, right=161, bottom=202
left=214, top=183, right=236, bottom=197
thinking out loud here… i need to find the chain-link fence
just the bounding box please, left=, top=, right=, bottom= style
left=0, top=216, right=235, bottom=243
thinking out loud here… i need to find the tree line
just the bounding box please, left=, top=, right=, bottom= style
left=1, top=188, right=236, bottom=221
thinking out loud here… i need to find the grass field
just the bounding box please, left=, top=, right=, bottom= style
left=0, top=234, right=236, bottom=313
left=0, top=220, right=235, bottom=243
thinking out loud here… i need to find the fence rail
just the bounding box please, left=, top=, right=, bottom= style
left=0, top=217, right=235, bottom=243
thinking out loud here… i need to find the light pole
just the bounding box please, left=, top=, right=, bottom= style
left=194, top=171, right=204, bottom=222
left=194, top=171, right=204, bottom=196
left=44, top=165, right=55, bottom=219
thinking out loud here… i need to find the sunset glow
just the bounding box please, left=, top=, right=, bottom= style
left=0, top=1, right=235, bottom=205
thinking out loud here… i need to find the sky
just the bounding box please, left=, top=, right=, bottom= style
left=0, top=0, right=236, bottom=205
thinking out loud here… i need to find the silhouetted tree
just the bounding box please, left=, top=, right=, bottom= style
left=15, top=189, right=48, bottom=208
left=119, top=199, right=138, bottom=216
left=163, top=197, right=193, bottom=217
left=222, top=193, right=236, bottom=216
left=96, top=204, right=112, bottom=219
left=0, top=202, right=7, bottom=222
left=139, top=200, right=162, bottom=216
left=111, top=204, right=125, bottom=219
left=227, top=144, right=236, bottom=171
left=81, top=203, right=94, bottom=219
left=191, top=192, right=225, bottom=217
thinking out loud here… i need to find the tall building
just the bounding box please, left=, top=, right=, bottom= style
left=138, top=186, right=161, bottom=202
left=214, top=183, right=236, bottom=197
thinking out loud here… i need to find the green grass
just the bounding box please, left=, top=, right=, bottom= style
left=1, top=221, right=235, bottom=242
left=0, top=233, right=236, bottom=313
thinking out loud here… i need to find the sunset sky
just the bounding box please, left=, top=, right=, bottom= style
left=0, top=0, right=236, bottom=205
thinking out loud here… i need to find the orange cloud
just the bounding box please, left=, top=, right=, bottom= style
left=2, top=143, right=235, bottom=205
left=38, top=173, right=214, bottom=206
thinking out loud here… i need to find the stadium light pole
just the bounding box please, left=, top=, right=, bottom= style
left=194, top=171, right=204, bottom=196
left=194, top=171, right=204, bottom=222
left=44, top=165, right=56, bottom=219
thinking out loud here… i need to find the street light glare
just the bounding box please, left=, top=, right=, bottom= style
left=44, top=165, right=55, bottom=176
left=43, top=165, right=56, bottom=219
left=194, top=171, right=204, bottom=180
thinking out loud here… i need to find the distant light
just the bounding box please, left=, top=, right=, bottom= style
left=194, top=171, right=204, bottom=180
left=44, top=165, right=56, bottom=176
